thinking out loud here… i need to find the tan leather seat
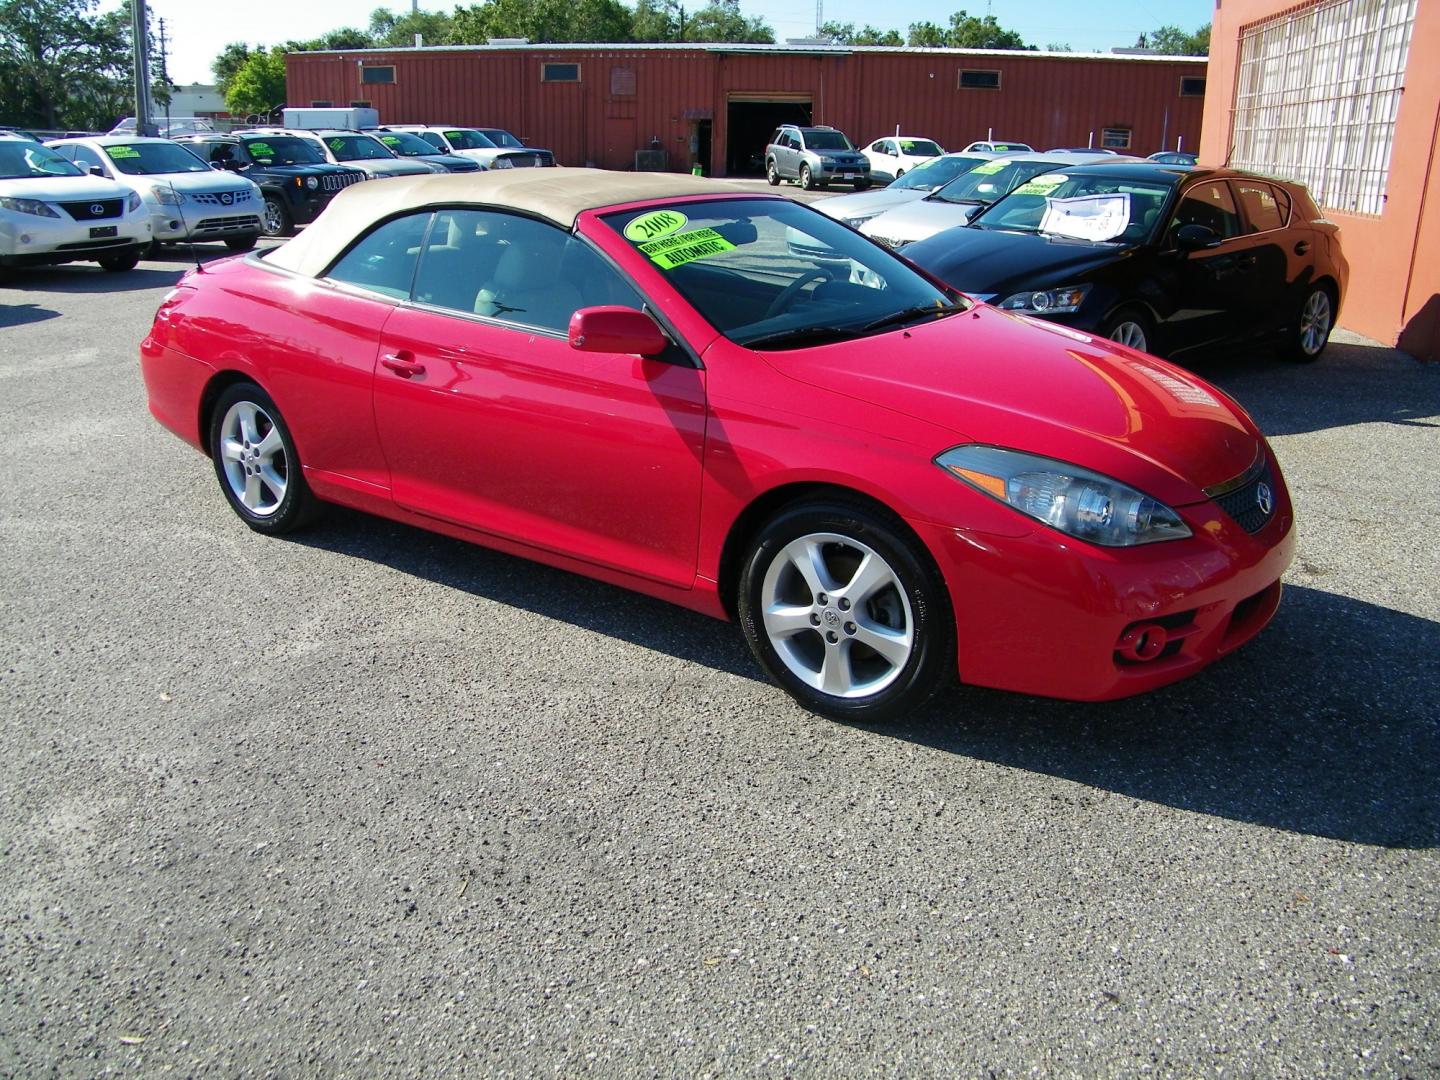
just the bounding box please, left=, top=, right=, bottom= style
left=474, top=239, right=581, bottom=330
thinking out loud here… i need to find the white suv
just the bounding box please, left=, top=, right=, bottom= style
left=47, top=136, right=263, bottom=253
left=380, top=126, right=551, bottom=169
left=0, top=134, right=151, bottom=272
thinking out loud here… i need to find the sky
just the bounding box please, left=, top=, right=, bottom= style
left=100, top=0, right=1215, bottom=86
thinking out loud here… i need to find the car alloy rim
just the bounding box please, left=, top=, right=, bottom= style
left=760, top=532, right=914, bottom=699
left=1300, top=290, right=1331, bottom=355
left=219, top=400, right=288, bottom=517
left=1112, top=321, right=1147, bottom=350
left=263, top=201, right=282, bottom=232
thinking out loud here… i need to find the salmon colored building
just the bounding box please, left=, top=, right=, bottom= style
left=286, top=43, right=1206, bottom=180
left=1201, top=0, right=1437, bottom=356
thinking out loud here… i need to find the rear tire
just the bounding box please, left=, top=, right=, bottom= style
left=1279, top=284, right=1335, bottom=363
left=208, top=382, right=320, bottom=534
left=225, top=234, right=259, bottom=252
left=737, top=499, right=953, bottom=723
left=765, top=160, right=780, bottom=186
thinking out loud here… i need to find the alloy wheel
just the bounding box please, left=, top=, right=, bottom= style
left=218, top=400, right=288, bottom=517
left=1299, top=289, right=1332, bottom=356
left=1110, top=320, right=1148, bottom=351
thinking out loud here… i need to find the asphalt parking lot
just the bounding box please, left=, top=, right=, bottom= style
left=2, top=200, right=1438, bottom=1075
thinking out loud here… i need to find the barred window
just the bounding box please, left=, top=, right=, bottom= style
left=1101, top=127, right=1132, bottom=149
left=1230, top=0, right=1416, bottom=216
left=958, top=70, right=1001, bottom=90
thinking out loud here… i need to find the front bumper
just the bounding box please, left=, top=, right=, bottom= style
left=0, top=210, right=151, bottom=266
left=150, top=205, right=262, bottom=243
left=912, top=449, right=1297, bottom=701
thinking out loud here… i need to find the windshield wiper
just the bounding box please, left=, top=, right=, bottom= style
left=860, top=303, right=967, bottom=332
left=741, top=324, right=865, bottom=350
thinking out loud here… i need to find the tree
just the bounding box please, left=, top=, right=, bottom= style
left=224, top=46, right=287, bottom=117
left=820, top=21, right=903, bottom=46
left=907, top=9, right=1029, bottom=49
left=683, top=0, right=772, bottom=43
left=211, top=42, right=253, bottom=95
left=632, top=0, right=680, bottom=41
left=290, top=27, right=376, bottom=51
left=368, top=7, right=456, bottom=47
left=1149, top=23, right=1209, bottom=55
left=0, top=0, right=132, bottom=130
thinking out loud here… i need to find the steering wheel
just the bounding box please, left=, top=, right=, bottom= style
left=764, top=269, right=831, bottom=320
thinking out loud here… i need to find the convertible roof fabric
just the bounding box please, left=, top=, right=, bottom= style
left=263, top=167, right=756, bottom=277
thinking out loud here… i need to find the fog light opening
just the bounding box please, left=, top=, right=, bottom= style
left=1116, top=622, right=1168, bottom=663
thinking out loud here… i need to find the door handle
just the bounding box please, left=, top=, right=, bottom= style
left=381, top=351, right=426, bottom=378
left=1294, top=240, right=1310, bottom=256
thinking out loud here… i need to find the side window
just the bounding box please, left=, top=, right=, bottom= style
left=419, top=132, right=445, bottom=150
left=1234, top=181, right=1287, bottom=232
left=413, top=210, right=640, bottom=332
left=1170, top=181, right=1243, bottom=241
left=72, top=145, right=106, bottom=174
left=326, top=212, right=432, bottom=300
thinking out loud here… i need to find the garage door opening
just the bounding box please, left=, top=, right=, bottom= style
left=726, top=98, right=812, bottom=176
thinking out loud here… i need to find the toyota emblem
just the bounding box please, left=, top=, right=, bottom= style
left=1255, top=482, right=1273, bottom=516
left=90, top=203, right=105, bottom=216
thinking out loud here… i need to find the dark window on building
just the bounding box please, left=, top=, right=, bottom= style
left=360, top=66, right=395, bottom=85
left=311, top=100, right=334, bottom=108
left=610, top=66, right=636, bottom=96
left=1180, top=76, right=1207, bottom=97
left=959, top=69, right=1001, bottom=90
left=350, top=100, right=371, bottom=108
left=543, top=63, right=580, bottom=82
left=1101, top=127, right=1132, bottom=149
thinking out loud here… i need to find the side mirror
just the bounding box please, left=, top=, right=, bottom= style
left=210, top=161, right=224, bottom=170
left=568, top=306, right=668, bottom=357
left=1175, top=223, right=1222, bottom=251
left=88, top=165, right=105, bottom=177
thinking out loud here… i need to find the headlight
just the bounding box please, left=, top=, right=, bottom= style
left=126, top=190, right=143, bottom=212
left=493, top=157, right=513, bottom=169
left=151, top=186, right=182, bottom=205
left=0, top=197, right=59, bottom=217
left=305, top=176, right=319, bottom=190
left=844, top=213, right=882, bottom=228
left=997, top=285, right=1090, bottom=314
left=935, top=445, right=1192, bottom=546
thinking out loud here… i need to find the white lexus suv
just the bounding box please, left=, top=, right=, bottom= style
left=0, top=134, right=151, bottom=272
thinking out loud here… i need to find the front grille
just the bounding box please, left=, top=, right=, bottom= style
left=1207, top=455, right=1277, bottom=534
left=320, top=172, right=365, bottom=193
left=56, top=238, right=131, bottom=250
left=190, top=190, right=254, bottom=206
left=869, top=235, right=907, bottom=250
left=194, top=215, right=261, bottom=233
left=501, top=152, right=544, bottom=168
left=61, top=199, right=123, bottom=221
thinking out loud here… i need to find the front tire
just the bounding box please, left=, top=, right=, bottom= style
left=853, top=178, right=872, bottom=191
left=225, top=234, right=259, bottom=252
left=97, top=248, right=141, bottom=272
left=1101, top=306, right=1155, bottom=354
left=208, top=382, right=319, bottom=534
left=799, top=164, right=816, bottom=190
left=737, top=500, right=953, bottom=723
left=260, top=195, right=293, bottom=238
left=1280, top=284, right=1335, bottom=363
left=765, top=160, right=780, bottom=186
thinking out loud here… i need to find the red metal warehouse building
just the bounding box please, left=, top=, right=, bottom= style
left=286, top=43, right=1207, bottom=177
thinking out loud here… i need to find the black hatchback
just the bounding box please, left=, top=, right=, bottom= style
left=903, top=163, right=1348, bottom=363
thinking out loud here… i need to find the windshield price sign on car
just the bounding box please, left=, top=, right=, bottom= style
left=1040, top=193, right=1131, bottom=243
left=638, top=227, right=736, bottom=269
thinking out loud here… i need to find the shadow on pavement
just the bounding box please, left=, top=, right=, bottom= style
left=1190, top=335, right=1440, bottom=438
left=294, top=509, right=1439, bottom=849
left=0, top=301, right=60, bottom=328
left=1, top=266, right=191, bottom=294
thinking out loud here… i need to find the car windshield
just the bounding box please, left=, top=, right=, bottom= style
left=928, top=158, right=1064, bottom=206
left=604, top=198, right=966, bottom=350
left=0, top=142, right=83, bottom=179
left=102, top=141, right=208, bottom=175
left=442, top=129, right=497, bottom=150
left=325, top=135, right=392, bottom=160
left=897, top=139, right=942, bottom=157
left=892, top=154, right=989, bottom=192
left=803, top=131, right=852, bottom=151
left=241, top=136, right=324, bottom=165
left=374, top=131, right=436, bottom=157
left=969, top=172, right=1177, bottom=245
left=988, top=143, right=1031, bottom=152
left=479, top=129, right=523, bottom=148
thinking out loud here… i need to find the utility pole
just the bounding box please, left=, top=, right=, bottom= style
left=130, top=0, right=156, bottom=136
left=158, top=17, right=171, bottom=132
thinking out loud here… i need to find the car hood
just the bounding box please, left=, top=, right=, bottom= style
left=246, top=163, right=356, bottom=178
left=419, top=153, right=478, bottom=171
left=859, top=197, right=982, bottom=244
left=344, top=159, right=434, bottom=177
left=130, top=171, right=255, bottom=195
left=1, top=175, right=132, bottom=201
left=816, top=188, right=926, bottom=222
left=760, top=306, right=1262, bottom=503
left=905, top=226, right=1128, bottom=296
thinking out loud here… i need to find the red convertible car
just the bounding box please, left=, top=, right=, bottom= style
left=140, top=170, right=1295, bottom=721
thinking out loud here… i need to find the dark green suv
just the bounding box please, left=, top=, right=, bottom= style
left=173, top=133, right=367, bottom=237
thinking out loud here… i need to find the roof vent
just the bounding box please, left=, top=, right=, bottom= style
left=486, top=37, right=529, bottom=45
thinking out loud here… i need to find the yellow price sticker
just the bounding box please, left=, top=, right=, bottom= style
left=639, top=227, right=736, bottom=269
left=624, top=209, right=689, bottom=243
left=970, top=160, right=1008, bottom=175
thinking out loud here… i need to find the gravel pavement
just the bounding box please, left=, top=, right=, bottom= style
left=1, top=222, right=1437, bottom=1077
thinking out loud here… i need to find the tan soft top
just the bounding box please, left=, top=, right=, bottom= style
left=264, top=167, right=758, bottom=278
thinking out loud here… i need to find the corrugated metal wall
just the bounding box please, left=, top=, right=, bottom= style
left=287, top=47, right=1207, bottom=175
